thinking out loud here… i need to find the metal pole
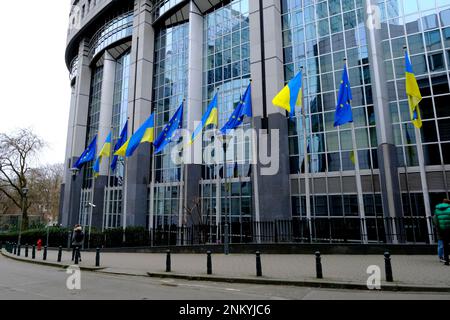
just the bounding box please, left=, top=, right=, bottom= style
left=300, top=66, right=312, bottom=242
left=46, top=225, right=50, bottom=247
left=223, top=139, right=229, bottom=255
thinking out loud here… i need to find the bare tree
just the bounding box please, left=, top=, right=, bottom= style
left=183, top=197, right=210, bottom=244
left=28, top=163, right=64, bottom=223
left=0, top=128, right=45, bottom=230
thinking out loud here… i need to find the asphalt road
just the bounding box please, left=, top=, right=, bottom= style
left=1, top=255, right=449, bottom=300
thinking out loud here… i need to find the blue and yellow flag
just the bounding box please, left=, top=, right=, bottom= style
left=111, top=121, right=128, bottom=171
left=93, top=133, right=112, bottom=177
left=334, top=65, right=353, bottom=127
left=154, top=102, right=184, bottom=154
left=221, top=83, right=252, bottom=133
left=126, top=113, right=155, bottom=157
left=272, top=71, right=302, bottom=119
left=116, top=113, right=155, bottom=158
left=73, top=136, right=97, bottom=170
left=99, top=133, right=112, bottom=158
left=190, top=94, right=218, bottom=144
left=93, top=156, right=101, bottom=177
left=405, top=52, right=422, bottom=129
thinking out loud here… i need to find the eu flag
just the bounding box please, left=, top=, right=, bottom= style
left=153, top=102, right=184, bottom=154
left=334, top=65, right=353, bottom=127
left=73, top=136, right=97, bottom=170
left=220, top=83, right=252, bottom=134
left=111, top=121, right=128, bottom=171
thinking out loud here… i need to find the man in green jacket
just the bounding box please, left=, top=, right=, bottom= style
left=434, top=199, right=450, bottom=266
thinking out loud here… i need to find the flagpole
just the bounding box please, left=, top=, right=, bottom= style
left=342, top=58, right=368, bottom=244
left=414, top=126, right=433, bottom=244
left=403, top=46, right=433, bottom=244
left=88, top=173, right=96, bottom=250
left=102, top=127, right=113, bottom=233
left=122, top=155, right=128, bottom=244
left=300, top=67, right=312, bottom=242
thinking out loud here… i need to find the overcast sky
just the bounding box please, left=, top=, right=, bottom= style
left=0, top=1, right=71, bottom=166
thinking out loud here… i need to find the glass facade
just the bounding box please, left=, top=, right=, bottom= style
left=89, top=11, right=134, bottom=59
left=201, top=0, right=252, bottom=228
left=282, top=0, right=378, bottom=229
left=151, top=23, right=189, bottom=229
left=102, top=50, right=131, bottom=230
left=65, top=0, right=450, bottom=243
left=110, top=51, right=131, bottom=186
left=379, top=0, right=450, bottom=210
left=83, top=66, right=104, bottom=189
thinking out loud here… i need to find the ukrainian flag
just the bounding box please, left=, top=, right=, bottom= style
left=116, top=113, right=156, bottom=158
left=93, top=133, right=112, bottom=177
left=99, top=133, right=112, bottom=158
left=190, top=94, right=218, bottom=144
left=405, top=52, right=423, bottom=129
left=272, top=71, right=302, bottom=119
left=93, top=157, right=101, bottom=178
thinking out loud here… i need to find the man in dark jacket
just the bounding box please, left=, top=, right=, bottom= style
left=71, top=225, right=84, bottom=262
left=434, top=199, right=450, bottom=266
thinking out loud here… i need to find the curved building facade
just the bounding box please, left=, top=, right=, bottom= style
left=61, top=0, right=450, bottom=244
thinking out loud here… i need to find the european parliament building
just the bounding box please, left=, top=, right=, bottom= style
left=60, top=0, right=450, bottom=245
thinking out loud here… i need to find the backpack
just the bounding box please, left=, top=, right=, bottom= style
left=74, top=231, right=84, bottom=243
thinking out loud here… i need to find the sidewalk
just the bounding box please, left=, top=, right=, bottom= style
left=2, top=248, right=450, bottom=290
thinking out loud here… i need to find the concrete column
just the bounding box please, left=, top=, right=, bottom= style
left=250, top=0, right=291, bottom=221
left=124, top=0, right=155, bottom=227
left=97, top=50, right=116, bottom=176
left=184, top=1, right=204, bottom=226
left=61, top=39, right=93, bottom=228
left=85, top=50, right=117, bottom=229
left=365, top=0, right=403, bottom=242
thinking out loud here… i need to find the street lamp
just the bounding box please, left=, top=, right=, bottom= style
left=218, top=134, right=232, bottom=255
left=18, top=187, right=29, bottom=246
left=87, top=202, right=96, bottom=249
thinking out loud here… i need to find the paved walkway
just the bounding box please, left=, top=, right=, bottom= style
left=8, top=248, right=450, bottom=288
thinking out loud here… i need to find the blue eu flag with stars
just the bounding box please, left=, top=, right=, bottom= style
left=153, top=102, right=184, bottom=154
left=220, top=83, right=252, bottom=134
left=334, top=65, right=353, bottom=127
left=73, top=136, right=97, bottom=170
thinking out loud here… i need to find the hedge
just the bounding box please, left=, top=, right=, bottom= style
left=0, top=226, right=150, bottom=248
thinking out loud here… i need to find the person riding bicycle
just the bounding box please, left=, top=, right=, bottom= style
left=71, top=225, right=84, bottom=262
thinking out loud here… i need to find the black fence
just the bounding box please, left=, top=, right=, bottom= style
left=145, top=216, right=436, bottom=247
left=0, top=217, right=436, bottom=249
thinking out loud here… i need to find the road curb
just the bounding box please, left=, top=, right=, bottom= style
left=146, top=272, right=450, bottom=293
left=0, top=249, right=105, bottom=271
left=2, top=249, right=449, bottom=293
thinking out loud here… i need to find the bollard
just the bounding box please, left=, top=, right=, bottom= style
left=57, top=246, right=62, bottom=263
left=17, top=244, right=21, bottom=257
left=315, top=251, right=323, bottom=279
left=13, top=244, right=17, bottom=255
left=166, top=250, right=171, bottom=272
left=384, top=252, right=393, bottom=282
left=256, top=251, right=262, bottom=277
left=95, top=248, right=100, bottom=267
left=207, top=251, right=212, bottom=275
left=32, top=245, right=36, bottom=259
left=74, top=247, right=80, bottom=265
left=25, top=244, right=29, bottom=258
left=43, top=246, right=48, bottom=261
